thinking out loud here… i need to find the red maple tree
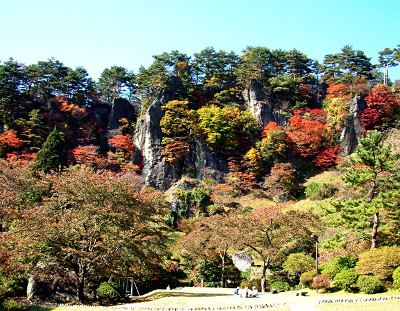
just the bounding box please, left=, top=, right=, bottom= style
left=361, top=85, right=399, bottom=130
left=286, top=108, right=332, bottom=157
left=108, top=134, right=134, bottom=160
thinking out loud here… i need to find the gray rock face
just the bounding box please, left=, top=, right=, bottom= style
left=243, top=81, right=287, bottom=127
left=107, top=97, right=135, bottom=136
left=339, top=94, right=366, bottom=155
left=133, top=93, right=228, bottom=190
left=133, top=92, right=178, bottom=190
left=93, top=98, right=134, bottom=136
left=193, top=140, right=227, bottom=183
left=27, top=262, right=76, bottom=302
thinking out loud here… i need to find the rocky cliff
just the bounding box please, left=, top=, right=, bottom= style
left=132, top=82, right=365, bottom=190
left=133, top=91, right=179, bottom=190
left=132, top=83, right=229, bottom=190
left=243, top=81, right=288, bottom=127
left=93, top=97, right=135, bottom=137
left=339, top=94, right=366, bottom=155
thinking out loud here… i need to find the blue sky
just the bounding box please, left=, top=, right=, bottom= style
left=1, top=0, right=399, bottom=80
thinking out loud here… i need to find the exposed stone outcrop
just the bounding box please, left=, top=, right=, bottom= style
left=93, top=97, right=135, bottom=137
left=107, top=98, right=134, bottom=129
left=27, top=262, right=77, bottom=303
left=107, top=97, right=135, bottom=137
left=133, top=92, right=178, bottom=190
left=243, top=81, right=287, bottom=127
left=339, top=94, right=366, bottom=155
left=193, top=140, right=228, bottom=183
left=133, top=88, right=229, bottom=190
left=93, top=103, right=110, bottom=127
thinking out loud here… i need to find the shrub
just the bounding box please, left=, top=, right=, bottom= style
left=269, top=280, right=291, bottom=292
left=305, top=182, right=336, bottom=200
left=392, top=266, right=400, bottom=289
left=96, top=282, right=123, bottom=300
left=357, top=275, right=384, bottom=294
left=0, top=274, right=26, bottom=298
left=2, top=299, right=24, bottom=311
left=332, top=268, right=358, bottom=292
left=355, top=246, right=400, bottom=281
left=300, top=270, right=317, bottom=288
left=282, top=253, right=315, bottom=277
left=312, top=274, right=333, bottom=292
left=320, top=257, right=358, bottom=277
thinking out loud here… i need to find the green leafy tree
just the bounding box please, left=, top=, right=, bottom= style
left=320, top=257, right=358, bottom=277
left=65, top=66, right=97, bottom=106
left=192, top=48, right=240, bottom=103
left=321, top=45, right=374, bottom=85
left=192, top=47, right=239, bottom=86
left=16, top=109, right=50, bottom=152
left=197, top=105, right=260, bottom=156
left=31, top=126, right=67, bottom=173
left=257, top=121, right=287, bottom=163
left=236, top=46, right=278, bottom=87
left=357, top=275, right=383, bottom=294
left=392, top=266, right=400, bottom=288
left=282, top=253, right=315, bottom=279
left=160, top=100, right=197, bottom=164
left=332, top=268, right=358, bottom=292
left=153, top=50, right=191, bottom=76
left=0, top=60, right=31, bottom=129
left=378, top=47, right=399, bottom=85
left=24, top=58, right=69, bottom=109
left=136, top=60, right=168, bottom=107
left=327, top=130, right=400, bottom=249
left=355, top=246, right=400, bottom=281
left=236, top=47, right=316, bottom=106
left=97, top=66, right=131, bottom=103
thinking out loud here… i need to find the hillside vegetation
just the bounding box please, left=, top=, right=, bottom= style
left=0, top=45, right=400, bottom=307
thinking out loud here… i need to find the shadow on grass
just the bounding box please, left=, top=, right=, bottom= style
left=25, top=306, right=53, bottom=311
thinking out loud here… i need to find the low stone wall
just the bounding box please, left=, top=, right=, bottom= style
left=319, top=295, right=400, bottom=304
left=110, top=303, right=286, bottom=310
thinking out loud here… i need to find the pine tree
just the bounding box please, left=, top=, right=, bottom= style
left=327, top=130, right=400, bottom=249
left=32, top=126, right=67, bottom=173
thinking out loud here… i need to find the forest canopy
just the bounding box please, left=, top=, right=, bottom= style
left=0, top=44, right=400, bottom=304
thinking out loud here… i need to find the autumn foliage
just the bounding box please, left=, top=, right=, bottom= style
left=0, top=130, right=24, bottom=148
left=286, top=108, right=333, bottom=157
left=108, top=134, right=134, bottom=160
left=361, top=85, right=399, bottom=130
left=326, top=83, right=351, bottom=98
left=315, top=146, right=343, bottom=168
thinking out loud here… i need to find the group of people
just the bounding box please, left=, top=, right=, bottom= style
left=233, top=286, right=259, bottom=298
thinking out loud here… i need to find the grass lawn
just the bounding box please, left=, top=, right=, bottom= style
left=21, top=288, right=400, bottom=311
left=317, top=300, right=400, bottom=311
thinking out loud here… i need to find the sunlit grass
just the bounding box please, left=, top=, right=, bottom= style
left=22, top=288, right=400, bottom=311
left=316, top=300, right=400, bottom=311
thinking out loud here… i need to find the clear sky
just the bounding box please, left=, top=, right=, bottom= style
left=1, top=0, right=399, bottom=81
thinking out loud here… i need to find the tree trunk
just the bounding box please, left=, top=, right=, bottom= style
left=260, top=258, right=269, bottom=293
left=76, top=263, right=87, bottom=302
left=77, top=278, right=85, bottom=302
left=220, top=254, right=226, bottom=288
left=371, top=212, right=379, bottom=249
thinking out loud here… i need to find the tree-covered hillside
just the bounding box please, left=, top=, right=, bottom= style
left=0, top=44, right=400, bottom=305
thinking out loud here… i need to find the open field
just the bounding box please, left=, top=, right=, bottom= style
left=317, top=300, right=400, bottom=311
left=23, top=287, right=400, bottom=311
